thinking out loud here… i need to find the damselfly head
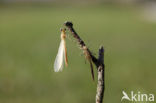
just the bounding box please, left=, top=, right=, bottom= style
left=60, top=28, right=66, bottom=39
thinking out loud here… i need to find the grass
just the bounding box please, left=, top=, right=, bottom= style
left=0, top=3, right=156, bottom=103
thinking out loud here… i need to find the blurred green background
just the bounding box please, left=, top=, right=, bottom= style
left=0, top=1, right=156, bottom=103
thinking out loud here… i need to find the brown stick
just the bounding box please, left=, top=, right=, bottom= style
left=64, top=21, right=105, bottom=103
left=96, top=47, right=105, bottom=103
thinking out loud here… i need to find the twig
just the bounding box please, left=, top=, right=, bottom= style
left=96, top=47, right=105, bottom=103
left=64, top=21, right=105, bottom=103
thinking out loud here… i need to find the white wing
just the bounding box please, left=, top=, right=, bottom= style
left=54, top=40, right=65, bottom=72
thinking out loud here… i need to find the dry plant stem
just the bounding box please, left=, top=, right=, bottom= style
left=64, top=21, right=105, bottom=103
left=96, top=47, right=105, bottom=103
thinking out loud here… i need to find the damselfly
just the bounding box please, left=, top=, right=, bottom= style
left=54, top=29, right=68, bottom=72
